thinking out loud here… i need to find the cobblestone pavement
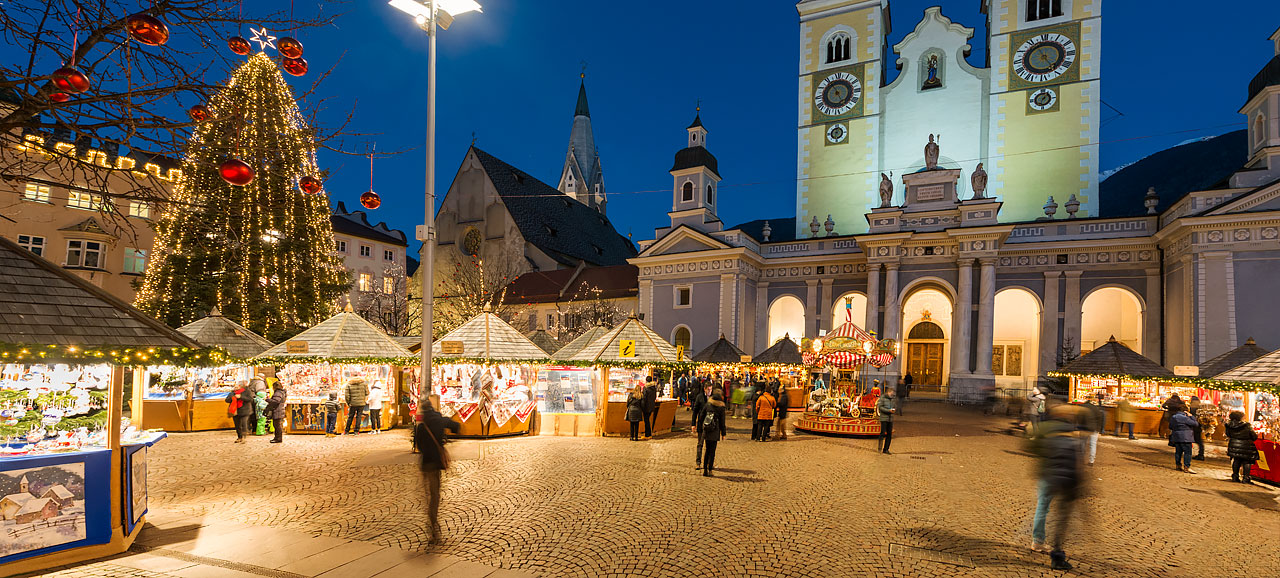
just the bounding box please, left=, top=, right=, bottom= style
left=126, top=402, right=1279, bottom=577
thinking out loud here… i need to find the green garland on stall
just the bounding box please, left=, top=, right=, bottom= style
left=252, top=355, right=420, bottom=366
left=1046, top=371, right=1280, bottom=395
left=249, top=356, right=699, bottom=372
left=0, top=343, right=230, bottom=367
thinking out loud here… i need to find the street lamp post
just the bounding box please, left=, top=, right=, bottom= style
left=388, top=0, right=481, bottom=418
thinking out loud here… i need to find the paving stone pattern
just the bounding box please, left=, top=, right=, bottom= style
left=138, top=402, right=1279, bottom=577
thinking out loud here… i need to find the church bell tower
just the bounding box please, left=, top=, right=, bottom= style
left=557, top=74, right=607, bottom=214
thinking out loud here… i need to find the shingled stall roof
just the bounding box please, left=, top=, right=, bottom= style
left=503, top=264, right=638, bottom=305
left=470, top=147, right=637, bottom=268
left=570, top=316, right=678, bottom=364
left=431, top=311, right=547, bottom=361
left=177, top=308, right=275, bottom=359
left=526, top=330, right=561, bottom=356
left=1199, top=338, right=1269, bottom=379
left=1055, top=337, right=1174, bottom=378
left=254, top=311, right=412, bottom=362
left=754, top=335, right=805, bottom=366
left=0, top=235, right=201, bottom=351
left=392, top=336, right=423, bottom=353
left=1209, top=344, right=1280, bottom=384
left=691, top=335, right=748, bottom=363
left=551, top=325, right=612, bottom=361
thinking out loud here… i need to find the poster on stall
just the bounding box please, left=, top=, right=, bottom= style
left=0, top=450, right=111, bottom=563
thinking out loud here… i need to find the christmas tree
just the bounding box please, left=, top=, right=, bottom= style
left=136, top=54, right=349, bottom=341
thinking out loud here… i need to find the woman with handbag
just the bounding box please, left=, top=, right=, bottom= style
left=414, top=400, right=460, bottom=544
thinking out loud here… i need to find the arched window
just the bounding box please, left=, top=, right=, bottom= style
left=826, top=32, right=851, bottom=64
left=908, top=321, right=945, bottom=340
left=681, top=181, right=694, bottom=202
left=1256, top=114, right=1267, bottom=146
left=705, top=184, right=714, bottom=205
left=673, top=326, right=692, bottom=352
left=1025, top=0, right=1063, bottom=22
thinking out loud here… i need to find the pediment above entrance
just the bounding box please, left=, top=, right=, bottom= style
left=637, top=225, right=730, bottom=258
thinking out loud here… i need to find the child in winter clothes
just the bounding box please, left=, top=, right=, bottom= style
left=324, top=392, right=341, bottom=437
left=254, top=391, right=269, bottom=435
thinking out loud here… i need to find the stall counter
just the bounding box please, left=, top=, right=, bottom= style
left=602, top=399, right=678, bottom=437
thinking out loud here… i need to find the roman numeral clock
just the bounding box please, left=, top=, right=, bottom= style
left=1008, top=22, right=1081, bottom=114
left=812, top=63, right=866, bottom=145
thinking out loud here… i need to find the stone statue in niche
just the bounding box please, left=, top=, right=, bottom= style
left=878, top=172, right=894, bottom=208
left=970, top=162, right=987, bottom=199
left=924, top=134, right=940, bottom=170
left=922, top=54, right=942, bottom=90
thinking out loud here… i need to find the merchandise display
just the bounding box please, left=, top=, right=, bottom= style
left=278, top=364, right=395, bottom=432
left=432, top=363, right=537, bottom=436
left=144, top=366, right=254, bottom=400
left=534, top=366, right=597, bottom=414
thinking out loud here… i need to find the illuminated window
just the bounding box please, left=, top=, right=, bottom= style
left=124, top=248, right=147, bottom=274
left=128, top=201, right=151, bottom=219
left=383, top=276, right=395, bottom=294
left=66, top=240, right=104, bottom=268
left=358, top=272, right=373, bottom=292
left=17, top=235, right=45, bottom=256
left=359, top=245, right=372, bottom=257
left=336, top=240, right=347, bottom=253
left=68, top=191, right=102, bottom=210
left=23, top=183, right=51, bottom=203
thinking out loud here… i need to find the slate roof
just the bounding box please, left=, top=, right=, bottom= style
left=670, top=146, right=720, bottom=178
left=330, top=202, right=408, bottom=247
left=1248, top=54, right=1280, bottom=103
left=1210, top=346, right=1280, bottom=384
left=1099, top=130, right=1246, bottom=217
left=177, top=308, right=275, bottom=359
left=691, top=335, right=748, bottom=363
left=470, top=147, right=636, bottom=267
left=1199, top=338, right=1269, bottom=379
left=503, top=264, right=638, bottom=305
left=0, top=236, right=201, bottom=349
left=569, top=316, right=678, bottom=364
left=574, top=80, right=591, bottom=117
left=731, top=217, right=798, bottom=243
left=526, top=330, right=561, bottom=356
left=1055, top=337, right=1173, bottom=378
left=687, top=114, right=704, bottom=129
left=431, top=312, right=548, bottom=361
left=551, top=325, right=612, bottom=361
left=754, top=336, right=804, bottom=366
left=254, top=311, right=411, bottom=360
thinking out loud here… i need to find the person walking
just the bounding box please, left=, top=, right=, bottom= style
left=642, top=377, right=658, bottom=438
left=1224, top=410, right=1259, bottom=483
left=413, top=400, right=461, bottom=544
left=676, top=372, right=690, bottom=407
left=730, top=381, right=745, bottom=420
left=226, top=381, right=255, bottom=443
left=1114, top=397, right=1137, bottom=439
left=343, top=377, right=370, bottom=435
left=1169, top=408, right=1198, bottom=473
left=1188, top=395, right=1205, bottom=460
left=896, top=374, right=912, bottom=416
left=1082, top=396, right=1104, bottom=465
left=1028, top=405, right=1085, bottom=571
left=323, top=392, right=341, bottom=437
left=265, top=381, right=288, bottom=443
left=755, top=387, right=777, bottom=441
left=775, top=386, right=790, bottom=440
left=368, top=380, right=384, bottom=434
left=693, top=383, right=711, bottom=468
left=1160, top=393, right=1186, bottom=437
left=701, top=391, right=727, bottom=477
left=876, top=387, right=896, bottom=454
left=626, top=385, right=644, bottom=441
left=1026, top=386, right=1047, bottom=432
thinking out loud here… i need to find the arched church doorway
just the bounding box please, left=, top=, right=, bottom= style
left=768, top=295, right=805, bottom=346
left=994, top=288, right=1041, bottom=393
left=831, top=292, right=867, bottom=331
left=1081, top=287, right=1143, bottom=355
left=901, top=287, right=953, bottom=392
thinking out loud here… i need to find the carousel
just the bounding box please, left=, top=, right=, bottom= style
left=795, top=318, right=898, bottom=436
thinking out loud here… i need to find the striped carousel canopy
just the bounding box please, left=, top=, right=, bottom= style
left=816, top=322, right=894, bottom=368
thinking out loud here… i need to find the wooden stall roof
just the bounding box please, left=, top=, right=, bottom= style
left=1211, top=344, right=1280, bottom=384
left=255, top=311, right=412, bottom=360
left=526, top=329, right=561, bottom=356
left=177, top=308, right=274, bottom=358
left=1055, top=336, right=1174, bottom=378
left=691, top=335, right=747, bottom=363
left=392, top=336, right=422, bottom=353
left=753, top=335, right=805, bottom=366
left=431, top=311, right=547, bottom=361
left=570, top=316, right=678, bottom=363
left=1200, top=338, right=1269, bottom=378
left=552, top=325, right=611, bottom=361
left=0, top=236, right=199, bottom=349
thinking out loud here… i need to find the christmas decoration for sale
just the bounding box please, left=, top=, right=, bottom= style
left=126, top=13, right=170, bottom=46
left=219, top=158, right=255, bottom=186
left=298, top=175, right=323, bottom=194
left=281, top=56, right=308, bottom=76
left=278, top=37, right=304, bottom=59
left=136, top=53, right=348, bottom=341
left=51, top=67, right=90, bottom=93
left=228, top=36, right=252, bottom=55
left=188, top=104, right=210, bottom=122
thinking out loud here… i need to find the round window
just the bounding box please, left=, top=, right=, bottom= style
left=463, top=228, right=482, bottom=256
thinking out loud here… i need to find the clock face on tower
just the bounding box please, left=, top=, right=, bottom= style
left=814, top=72, right=862, bottom=118
left=825, top=122, right=848, bottom=145
left=1028, top=87, right=1058, bottom=112
left=1012, top=32, right=1077, bottom=85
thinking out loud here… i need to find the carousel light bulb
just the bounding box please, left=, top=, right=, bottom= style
left=863, top=341, right=873, bottom=354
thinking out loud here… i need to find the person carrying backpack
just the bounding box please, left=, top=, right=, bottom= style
left=693, top=383, right=711, bottom=468
left=702, top=391, right=727, bottom=477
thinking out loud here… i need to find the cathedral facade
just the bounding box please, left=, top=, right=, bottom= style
left=630, top=2, right=1280, bottom=401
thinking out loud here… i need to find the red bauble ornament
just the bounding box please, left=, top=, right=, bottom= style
left=360, top=190, right=381, bottom=210
left=52, top=67, right=90, bottom=94
left=219, top=158, right=255, bottom=186
left=278, top=37, right=304, bottom=59
left=48, top=92, right=70, bottom=103
left=298, top=176, right=323, bottom=195
left=188, top=104, right=210, bottom=122
left=126, top=13, right=170, bottom=46
left=227, top=36, right=251, bottom=55
left=281, top=57, right=308, bottom=77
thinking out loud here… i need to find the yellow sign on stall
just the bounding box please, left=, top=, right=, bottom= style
left=619, top=340, right=636, bottom=358
left=676, top=345, right=685, bottom=361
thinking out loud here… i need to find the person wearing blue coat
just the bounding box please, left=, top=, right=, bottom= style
left=1169, top=409, right=1199, bottom=473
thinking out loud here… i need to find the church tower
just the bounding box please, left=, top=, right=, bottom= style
left=983, top=0, right=1102, bottom=221
left=1236, top=26, right=1280, bottom=187
left=666, top=111, right=722, bottom=234
left=795, top=0, right=887, bottom=238
left=557, top=75, right=607, bottom=214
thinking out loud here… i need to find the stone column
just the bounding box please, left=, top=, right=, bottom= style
left=805, top=279, right=819, bottom=338
left=865, top=264, right=881, bottom=334
left=882, top=263, right=901, bottom=378
left=974, top=258, right=997, bottom=375
left=1143, top=268, right=1162, bottom=362
left=1040, top=271, right=1061, bottom=376
left=755, top=281, right=770, bottom=349
left=819, top=278, right=835, bottom=333
left=1063, top=271, right=1082, bottom=359
left=952, top=258, right=974, bottom=375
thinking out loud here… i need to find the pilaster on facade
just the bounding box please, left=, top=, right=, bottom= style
left=865, top=263, right=881, bottom=334
left=1063, top=271, right=1083, bottom=359
left=1143, top=268, right=1162, bottom=364
left=719, top=273, right=738, bottom=343
left=882, top=262, right=901, bottom=375
left=819, top=278, right=835, bottom=333
left=952, top=258, right=974, bottom=376
left=805, top=279, right=820, bottom=338
left=1041, top=271, right=1061, bottom=376
left=973, top=257, right=997, bottom=376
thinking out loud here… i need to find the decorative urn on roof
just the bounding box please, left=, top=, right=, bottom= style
left=1065, top=194, right=1080, bottom=219
left=810, top=216, right=821, bottom=237
left=761, top=221, right=772, bottom=242
left=1144, top=187, right=1160, bottom=215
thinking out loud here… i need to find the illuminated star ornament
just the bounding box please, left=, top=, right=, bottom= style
left=249, top=27, right=277, bottom=51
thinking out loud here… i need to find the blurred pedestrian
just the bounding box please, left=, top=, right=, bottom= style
left=1188, top=395, right=1205, bottom=460
left=776, top=385, right=790, bottom=440
left=1224, top=410, right=1259, bottom=483
left=1027, top=405, right=1085, bottom=571
left=693, top=383, right=711, bottom=468
left=642, top=376, right=658, bottom=438
left=1160, top=393, right=1186, bottom=437
left=368, top=380, right=384, bottom=434
left=226, top=380, right=255, bottom=443
left=1026, top=386, right=1047, bottom=431
left=343, top=377, right=370, bottom=435
left=702, top=391, right=727, bottom=477
left=755, top=386, right=776, bottom=441
left=265, top=381, right=287, bottom=443
left=730, top=381, right=746, bottom=418
left=677, top=372, right=690, bottom=407
left=626, top=385, right=644, bottom=441
left=876, top=387, right=896, bottom=454
left=1082, top=395, right=1104, bottom=465
left=414, top=399, right=461, bottom=544
left=1169, top=408, right=1198, bottom=473
left=1114, top=397, right=1137, bottom=439
left=896, top=374, right=912, bottom=416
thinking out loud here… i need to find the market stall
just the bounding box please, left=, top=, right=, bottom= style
left=540, top=326, right=613, bottom=436
left=0, top=236, right=214, bottom=575
left=795, top=321, right=897, bottom=437
left=1054, top=337, right=1188, bottom=436
left=752, top=336, right=808, bottom=410
left=567, top=316, right=684, bottom=437
left=1206, top=345, right=1280, bottom=485
left=141, top=308, right=274, bottom=432
left=430, top=310, right=547, bottom=438
left=527, top=330, right=561, bottom=357
left=252, top=309, right=410, bottom=434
